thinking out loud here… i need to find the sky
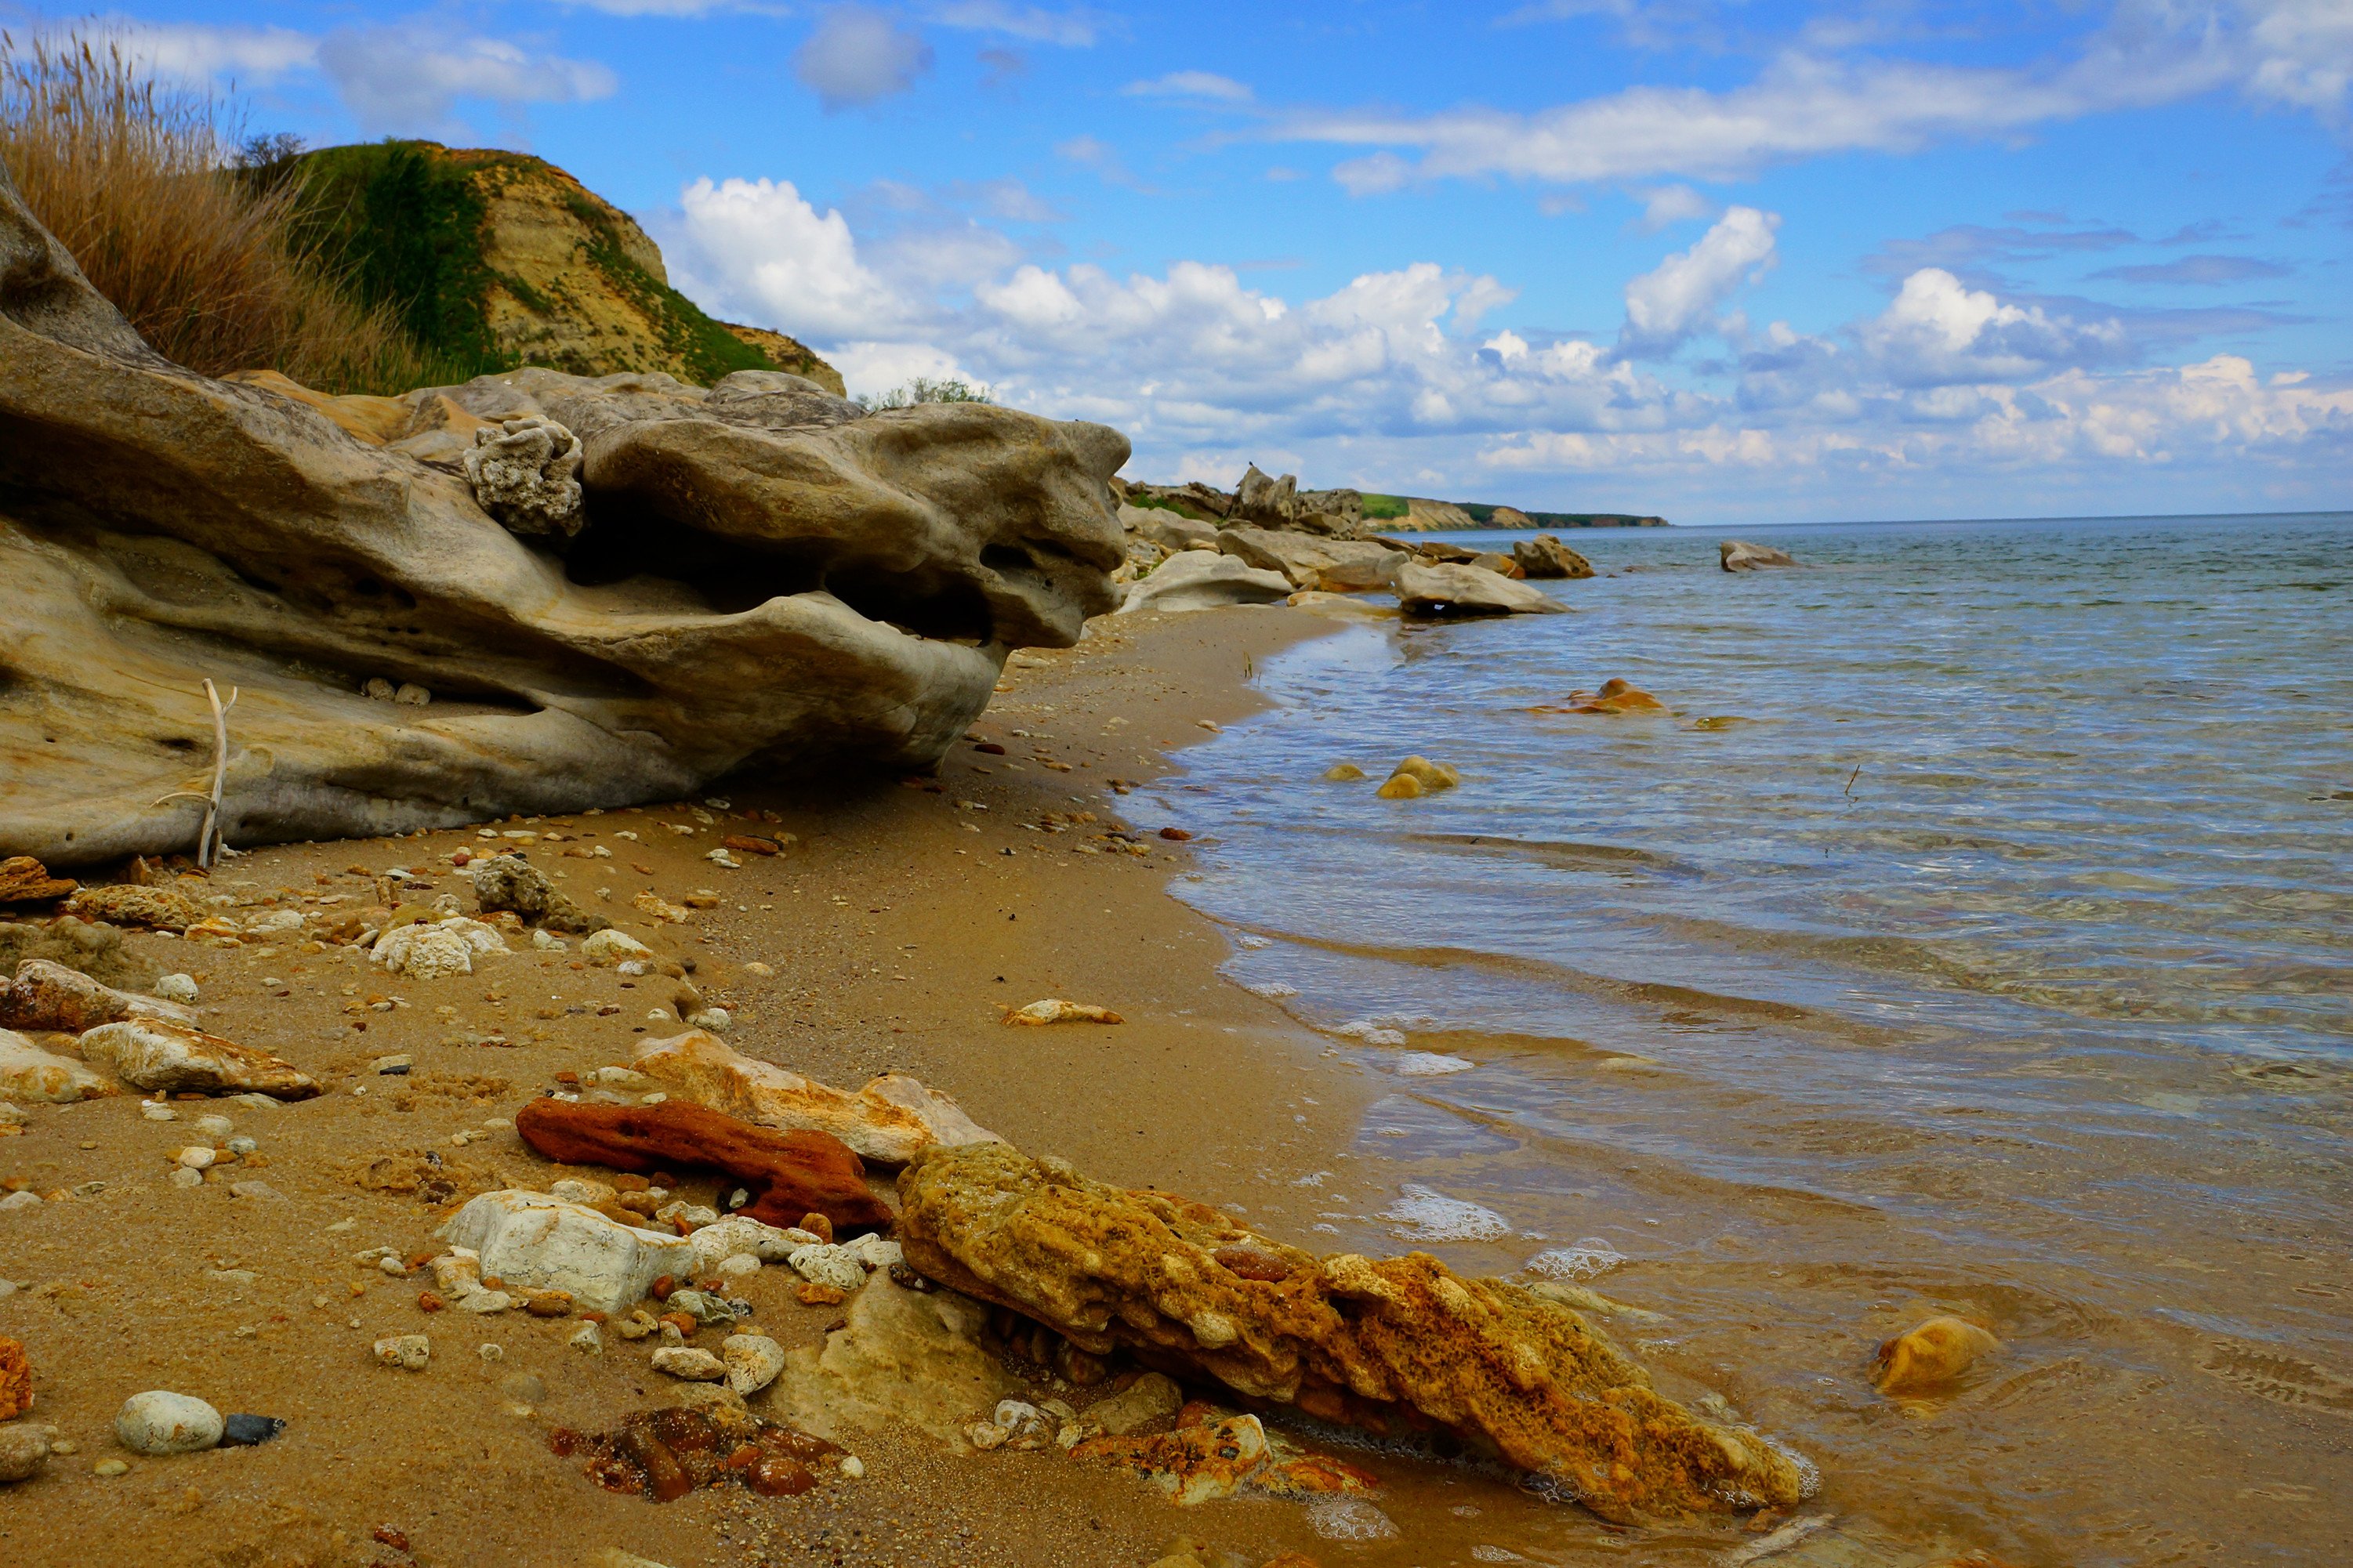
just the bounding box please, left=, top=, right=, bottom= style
left=24, top=0, right=2353, bottom=523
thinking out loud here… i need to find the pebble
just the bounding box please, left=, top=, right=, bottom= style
left=227, top=1136, right=258, bottom=1157
left=154, top=974, right=200, bottom=1004
left=115, top=1391, right=225, bottom=1454
left=377, top=1256, right=408, bottom=1276
left=0, top=1423, right=50, bottom=1482
left=373, top=1334, right=431, bottom=1371
left=0, top=1191, right=42, bottom=1212
left=569, top=1321, right=603, bottom=1355
left=722, top=1333, right=786, bottom=1396
left=459, top=1291, right=513, bottom=1315
left=651, top=1346, right=727, bottom=1382
left=92, top=1458, right=129, bottom=1476
left=176, top=1147, right=216, bottom=1170
left=372, top=1055, right=413, bottom=1076
left=219, top=1414, right=285, bottom=1447
left=169, top=1168, right=204, bottom=1190
left=228, top=1181, right=281, bottom=1201
left=140, top=1103, right=177, bottom=1122
left=839, top=1455, right=865, bottom=1479
left=193, top=1114, right=234, bottom=1141
left=477, top=1343, right=503, bottom=1363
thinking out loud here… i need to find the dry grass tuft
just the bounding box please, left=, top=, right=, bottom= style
left=0, top=31, right=429, bottom=393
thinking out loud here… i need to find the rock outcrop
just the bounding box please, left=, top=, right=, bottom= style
left=895, top=1143, right=1809, bottom=1522
left=1512, top=535, right=1595, bottom=579
left=0, top=164, right=1128, bottom=867
left=1216, top=527, right=1402, bottom=593
left=1720, top=539, right=1797, bottom=571
left=1118, top=552, right=1296, bottom=614
left=1394, top=563, right=1567, bottom=617
left=633, top=1029, right=998, bottom=1165
left=0, top=958, right=195, bottom=1033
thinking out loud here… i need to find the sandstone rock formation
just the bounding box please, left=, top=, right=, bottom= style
left=513, top=1095, right=894, bottom=1233
left=0, top=859, right=72, bottom=906
left=0, top=1027, right=115, bottom=1102
left=1121, top=504, right=1217, bottom=553
left=771, top=1275, right=1023, bottom=1445
left=1513, top=535, right=1595, bottom=579
left=0, top=165, right=1127, bottom=867
left=633, top=1029, right=997, bottom=1165
left=1216, top=527, right=1402, bottom=593
left=1720, top=538, right=1798, bottom=571
left=1119, top=552, right=1296, bottom=614
left=896, top=1142, right=1809, bottom=1522
left=0, top=958, right=195, bottom=1033
left=78, top=1017, right=321, bottom=1099
left=1394, top=563, right=1567, bottom=617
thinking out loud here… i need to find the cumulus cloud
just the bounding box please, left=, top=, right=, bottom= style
left=1634, top=183, right=1714, bottom=230
left=1619, top=206, right=1778, bottom=357
left=665, top=176, right=908, bottom=339
left=111, top=21, right=317, bottom=83
left=1857, top=269, right=2132, bottom=386
left=795, top=5, right=934, bottom=110
left=316, top=30, right=617, bottom=136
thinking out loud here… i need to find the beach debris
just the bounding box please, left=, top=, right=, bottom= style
left=62, top=885, right=205, bottom=932
left=1512, top=535, right=1595, bottom=579
left=78, top=1018, right=320, bottom=1099
left=1376, top=757, right=1459, bottom=799
left=1002, top=999, right=1124, bottom=1027
left=0, top=857, right=74, bottom=905
left=372, top=918, right=507, bottom=980
left=1320, top=763, right=1366, bottom=782
left=0, top=958, right=197, bottom=1033
left=1534, top=679, right=1670, bottom=715
left=514, top=1095, right=892, bottom=1234
left=582, top=929, right=655, bottom=966
left=560, top=1403, right=841, bottom=1502
left=897, top=1141, right=1812, bottom=1522
left=1873, top=1316, right=2000, bottom=1396
left=631, top=1030, right=997, bottom=1165
left=470, top=854, right=610, bottom=934
left=219, top=1414, right=287, bottom=1447
left=115, top=1391, right=225, bottom=1454
left=1720, top=539, right=1797, bottom=572
left=0, top=1335, right=30, bottom=1418
left=0, top=1027, right=117, bottom=1103
left=1394, top=562, right=1566, bottom=617
left=440, top=1191, right=702, bottom=1314
left=1119, top=551, right=1296, bottom=614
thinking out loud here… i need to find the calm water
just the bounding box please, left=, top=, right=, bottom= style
left=1155, top=514, right=2353, bottom=1566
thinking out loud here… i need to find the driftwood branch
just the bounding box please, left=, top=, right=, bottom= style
left=151, top=680, right=239, bottom=867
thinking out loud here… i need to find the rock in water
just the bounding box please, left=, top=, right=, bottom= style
left=1511, top=535, right=1594, bottom=579
left=513, top=1096, right=893, bottom=1234
left=1720, top=539, right=1797, bottom=571
left=1394, top=563, right=1567, bottom=617
left=78, top=1018, right=321, bottom=1099
left=470, top=854, right=610, bottom=934
left=632, top=1029, right=996, bottom=1165
left=1118, top=552, right=1296, bottom=614
left=0, top=958, right=197, bottom=1032
left=0, top=166, right=1126, bottom=868
left=0, top=1027, right=118, bottom=1103
left=1873, top=1316, right=2000, bottom=1396
left=895, top=1142, right=1810, bottom=1522
left=115, top=1391, right=225, bottom=1454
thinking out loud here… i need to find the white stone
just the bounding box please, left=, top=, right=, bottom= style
left=114, top=1391, right=224, bottom=1454
left=685, top=1214, right=807, bottom=1270
left=0, top=1027, right=114, bottom=1103
left=169, top=1167, right=204, bottom=1190
left=787, top=1243, right=871, bottom=1294
left=715, top=1253, right=760, bottom=1280
left=193, top=1114, right=234, bottom=1140
left=845, top=1233, right=903, bottom=1271
left=153, top=974, right=199, bottom=1004
left=685, top=1008, right=731, bottom=1034
left=549, top=1178, right=618, bottom=1206
left=722, top=1333, right=787, bottom=1395
left=650, top=1346, right=727, bottom=1382
left=1117, top=549, right=1295, bottom=614
left=581, top=929, right=653, bottom=966
left=177, top=1146, right=216, bottom=1170
left=371, top=925, right=473, bottom=980
left=140, top=1102, right=176, bottom=1121
left=569, top=1321, right=603, bottom=1355
left=439, top=1189, right=696, bottom=1313
left=0, top=1422, right=50, bottom=1482
left=458, top=1291, right=513, bottom=1314
left=0, top=1190, right=42, bottom=1211
left=839, top=1454, right=865, bottom=1479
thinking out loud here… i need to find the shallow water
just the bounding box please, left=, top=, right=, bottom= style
left=1157, top=514, right=2353, bottom=1566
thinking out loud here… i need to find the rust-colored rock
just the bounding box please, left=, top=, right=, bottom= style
left=62, top=885, right=205, bottom=932
left=632, top=1029, right=997, bottom=1165
left=1873, top=1316, right=2000, bottom=1396
left=515, top=1095, right=892, bottom=1234
left=897, top=1142, right=1809, bottom=1522
left=0, top=958, right=196, bottom=1033
left=0, top=1336, right=30, bottom=1419
left=0, top=858, right=73, bottom=905
left=1534, top=679, right=1670, bottom=716
left=569, top=1404, right=839, bottom=1502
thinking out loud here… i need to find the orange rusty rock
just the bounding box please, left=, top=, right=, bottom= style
left=0, top=856, right=74, bottom=905
left=416, top=1291, right=446, bottom=1313
left=797, top=1211, right=834, bottom=1244
left=513, top=1095, right=891, bottom=1234
left=660, top=1312, right=698, bottom=1338
left=795, top=1282, right=847, bottom=1307
left=0, top=1335, right=30, bottom=1419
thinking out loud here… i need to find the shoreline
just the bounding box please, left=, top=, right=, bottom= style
left=6, top=605, right=1573, bottom=1568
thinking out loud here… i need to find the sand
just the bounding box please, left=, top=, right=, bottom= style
left=0, top=608, right=1620, bottom=1568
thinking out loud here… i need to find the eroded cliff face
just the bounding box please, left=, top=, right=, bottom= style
left=0, top=164, right=1126, bottom=867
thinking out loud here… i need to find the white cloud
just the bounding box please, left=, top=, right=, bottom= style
left=111, top=21, right=317, bottom=83
left=930, top=2, right=1104, bottom=47
left=1635, top=183, right=1714, bottom=230
left=315, top=30, right=617, bottom=136
left=665, top=176, right=908, bottom=339
left=1857, top=268, right=2131, bottom=386
left=795, top=5, right=934, bottom=110
left=1619, top=205, right=1778, bottom=357
left=1123, top=71, right=1253, bottom=102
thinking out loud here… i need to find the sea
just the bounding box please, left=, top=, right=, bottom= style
left=1151, top=512, right=2353, bottom=1566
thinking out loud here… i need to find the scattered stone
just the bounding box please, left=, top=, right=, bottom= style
left=0, top=1335, right=29, bottom=1419
left=0, top=1423, right=49, bottom=1483
left=1720, top=538, right=1798, bottom=571
left=91, top=1458, right=128, bottom=1476
left=0, top=856, right=74, bottom=905
left=0, top=958, right=195, bottom=1033
left=1874, top=1316, right=2000, bottom=1396
left=723, top=1334, right=788, bottom=1396
left=513, top=1095, right=893, bottom=1234
left=570, top=1321, right=604, bottom=1355
left=375, top=1334, right=433, bottom=1371
left=768, top=1278, right=1021, bottom=1446
left=1394, top=562, right=1566, bottom=617
left=582, top=929, right=655, bottom=966
left=1089, top=1371, right=1183, bottom=1436
left=1511, top=534, right=1595, bottom=579
left=440, top=1190, right=700, bottom=1314
left=1002, top=999, right=1123, bottom=1026
left=218, top=1414, right=286, bottom=1447
left=61, top=885, right=205, bottom=933
left=564, top=1404, right=840, bottom=1502
left=897, top=1141, right=1810, bottom=1522
left=460, top=1291, right=515, bottom=1315
left=78, top=1017, right=321, bottom=1099
left=372, top=1054, right=413, bottom=1075
left=787, top=1244, right=871, bottom=1295
left=169, top=1167, right=204, bottom=1190
left=633, top=1030, right=1000, bottom=1165
left=1376, top=756, right=1459, bottom=799
left=470, top=854, right=611, bottom=934
left=115, top=1391, right=225, bottom=1454
left=153, top=973, right=199, bottom=1005
left=651, top=1346, right=728, bottom=1382
left=0, top=1027, right=117, bottom=1103
left=372, top=918, right=506, bottom=980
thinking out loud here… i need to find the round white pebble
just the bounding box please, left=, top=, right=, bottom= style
left=115, top=1391, right=224, bottom=1455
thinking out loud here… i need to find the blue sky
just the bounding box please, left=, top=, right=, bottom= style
left=35, top=0, right=2353, bottom=523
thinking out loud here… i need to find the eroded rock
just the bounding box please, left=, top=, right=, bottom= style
left=0, top=958, right=196, bottom=1033
left=513, top=1095, right=892, bottom=1234
left=60, top=885, right=204, bottom=932
left=1217, top=528, right=1401, bottom=593
left=897, top=1142, right=1810, bottom=1522
left=440, top=1190, right=698, bottom=1314
left=1394, top=563, right=1565, bottom=617
left=1119, top=552, right=1295, bottom=614
left=1512, top=535, right=1594, bottom=579
left=769, top=1276, right=1021, bottom=1445
left=0, top=857, right=72, bottom=905
left=470, top=854, right=609, bottom=934
left=0, top=1027, right=116, bottom=1103
left=632, top=1029, right=995, bottom=1165
left=464, top=416, right=584, bottom=538
left=78, top=1018, right=320, bottom=1099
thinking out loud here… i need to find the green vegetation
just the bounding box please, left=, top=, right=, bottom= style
left=1122, top=493, right=1216, bottom=522
left=560, top=190, right=772, bottom=386
left=856, top=375, right=995, bottom=411
left=1359, top=492, right=1412, bottom=520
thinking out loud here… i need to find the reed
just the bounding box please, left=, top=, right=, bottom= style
left=0, top=31, right=429, bottom=393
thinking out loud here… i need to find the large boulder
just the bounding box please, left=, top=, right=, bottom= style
left=1512, top=534, right=1594, bottom=579
left=1117, top=551, right=1295, bottom=614
left=0, top=166, right=1128, bottom=867
left=1119, top=503, right=1216, bottom=554
left=1720, top=538, right=1797, bottom=571
left=896, top=1143, right=1811, bottom=1522
left=1394, top=563, right=1566, bottom=617
left=1216, top=527, right=1401, bottom=593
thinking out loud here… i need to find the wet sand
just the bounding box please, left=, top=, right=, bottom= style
left=0, top=607, right=1595, bottom=1568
